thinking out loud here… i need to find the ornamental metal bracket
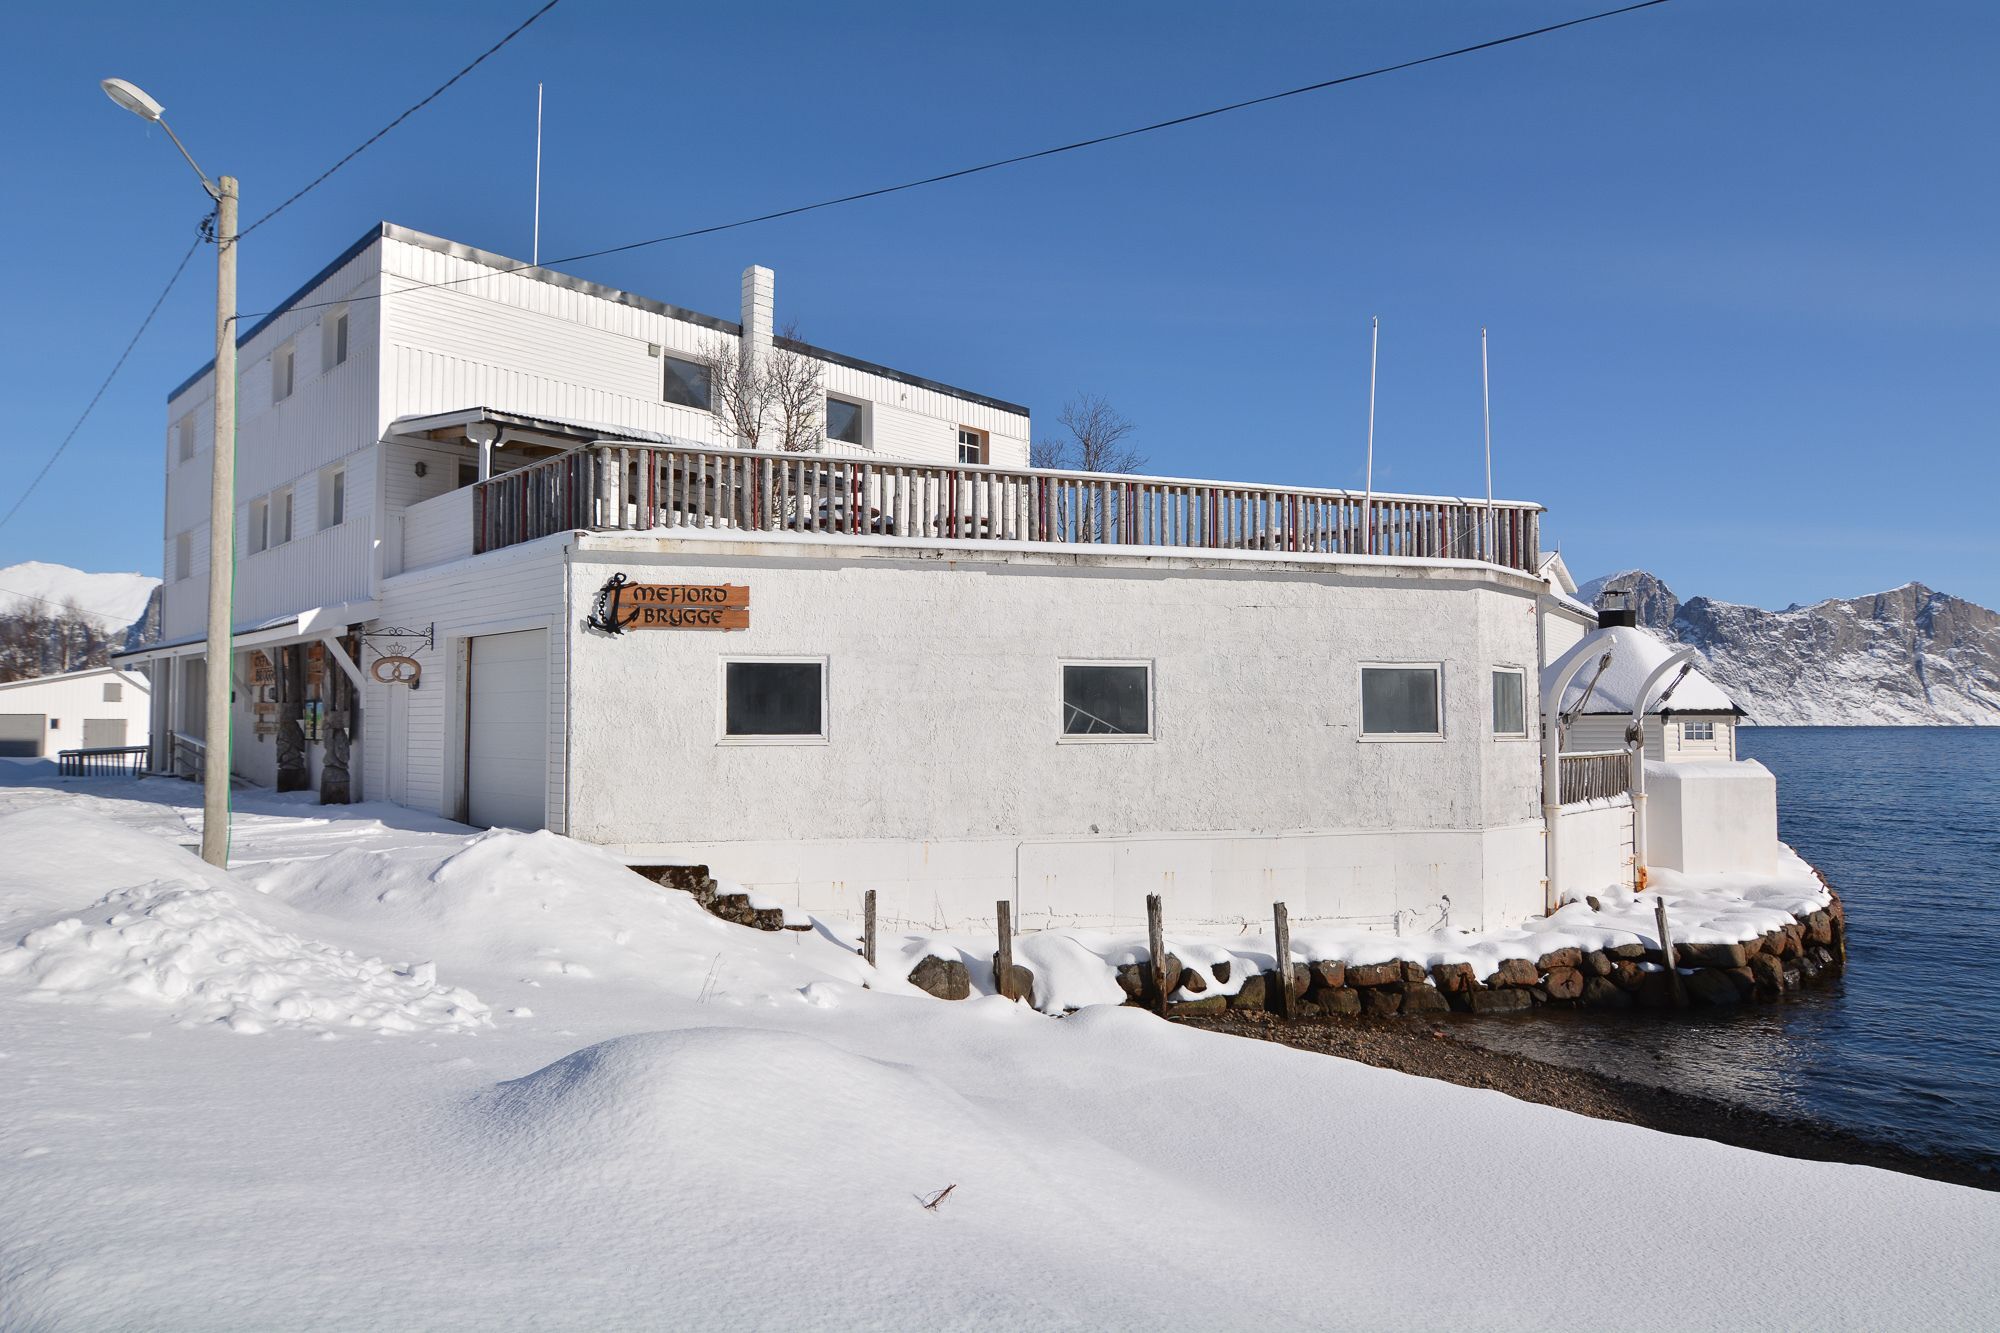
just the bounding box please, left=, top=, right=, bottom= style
left=359, top=623, right=435, bottom=688
left=361, top=624, right=435, bottom=653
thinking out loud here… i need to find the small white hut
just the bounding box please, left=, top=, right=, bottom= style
left=1548, top=623, right=1744, bottom=761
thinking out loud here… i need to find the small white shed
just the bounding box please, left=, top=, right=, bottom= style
left=1545, top=625, right=1743, bottom=762
left=0, top=667, right=152, bottom=758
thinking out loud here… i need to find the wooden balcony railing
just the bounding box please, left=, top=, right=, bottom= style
left=1560, top=750, right=1632, bottom=805
left=472, top=443, right=1542, bottom=573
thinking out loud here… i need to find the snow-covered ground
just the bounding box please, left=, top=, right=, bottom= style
left=2, top=763, right=1997, bottom=1330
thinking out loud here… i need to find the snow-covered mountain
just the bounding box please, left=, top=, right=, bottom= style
left=0, top=561, right=160, bottom=637
left=1579, top=571, right=2000, bottom=726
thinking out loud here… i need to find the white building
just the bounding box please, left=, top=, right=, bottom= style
left=0, top=667, right=150, bottom=757
left=123, top=224, right=1752, bottom=929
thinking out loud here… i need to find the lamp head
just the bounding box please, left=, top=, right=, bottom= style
left=101, top=78, right=165, bottom=122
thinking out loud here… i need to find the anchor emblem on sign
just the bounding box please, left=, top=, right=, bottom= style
left=586, top=572, right=642, bottom=635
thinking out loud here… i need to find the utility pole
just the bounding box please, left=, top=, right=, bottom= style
left=202, top=177, right=238, bottom=866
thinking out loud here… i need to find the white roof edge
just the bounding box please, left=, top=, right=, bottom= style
left=0, top=664, right=150, bottom=690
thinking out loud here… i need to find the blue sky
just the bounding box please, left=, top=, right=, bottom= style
left=4, top=0, right=1995, bottom=613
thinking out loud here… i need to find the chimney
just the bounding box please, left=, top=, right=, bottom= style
left=1597, top=587, right=1636, bottom=628
left=739, top=265, right=774, bottom=376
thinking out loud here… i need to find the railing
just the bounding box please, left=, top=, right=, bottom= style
left=472, top=443, right=1542, bottom=573
left=58, top=745, right=150, bottom=778
left=1560, top=750, right=1632, bottom=804
left=170, top=730, right=205, bottom=780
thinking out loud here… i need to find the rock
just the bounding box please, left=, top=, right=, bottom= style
left=1291, top=964, right=1313, bottom=996
left=1486, top=958, right=1539, bottom=988
left=994, top=961, right=1037, bottom=1006
left=1606, top=943, right=1649, bottom=960
left=1535, top=947, right=1582, bottom=972
left=1798, top=953, right=1824, bottom=981
left=1636, top=972, right=1679, bottom=1009
left=1468, top=988, right=1532, bottom=1015
left=1169, top=996, right=1228, bottom=1017
left=1782, top=967, right=1803, bottom=990
left=1179, top=967, right=1208, bottom=995
left=1582, top=976, right=1632, bottom=1008
left=1360, top=987, right=1403, bottom=1017
left=1527, top=985, right=1551, bottom=1003
left=1780, top=924, right=1805, bottom=958
left=1723, top=967, right=1755, bottom=997
left=1346, top=961, right=1403, bottom=988
left=1811, top=945, right=1837, bottom=969
left=1585, top=895, right=1603, bottom=911
left=1400, top=983, right=1450, bottom=1015
left=1228, top=973, right=1268, bottom=1011
left=1309, top=960, right=1346, bottom=991
left=1429, top=962, right=1477, bottom=994
left=1610, top=960, right=1647, bottom=990
left=908, top=954, right=971, bottom=1001
left=1211, top=960, right=1232, bottom=985
left=1542, top=966, right=1585, bottom=1001
left=1749, top=953, right=1786, bottom=995
left=1114, top=965, right=1146, bottom=1003
left=1807, top=911, right=1835, bottom=946
left=1739, top=935, right=1764, bottom=959
left=1582, top=950, right=1613, bottom=978
left=1760, top=929, right=1787, bottom=958
left=1401, top=960, right=1429, bottom=984
left=1318, top=989, right=1362, bottom=1016
left=1677, top=941, right=1748, bottom=969
left=1684, top=968, right=1740, bottom=1006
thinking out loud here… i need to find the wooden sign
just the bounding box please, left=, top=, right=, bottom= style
left=594, top=580, right=749, bottom=632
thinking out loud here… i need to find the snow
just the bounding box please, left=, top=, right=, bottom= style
left=0, top=559, right=158, bottom=631
left=1546, top=623, right=1741, bottom=715
left=2, top=768, right=1996, bottom=1329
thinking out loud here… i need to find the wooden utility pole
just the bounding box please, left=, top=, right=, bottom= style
left=995, top=900, right=1015, bottom=1000
left=1272, top=901, right=1294, bottom=1019
left=1146, top=893, right=1168, bottom=1016
left=862, top=889, right=877, bottom=968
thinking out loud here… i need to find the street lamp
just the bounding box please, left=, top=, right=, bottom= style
left=103, top=77, right=237, bottom=869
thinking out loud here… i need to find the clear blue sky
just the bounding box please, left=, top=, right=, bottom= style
left=4, top=1, right=1995, bottom=613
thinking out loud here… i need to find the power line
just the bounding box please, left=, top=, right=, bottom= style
left=0, top=230, right=206, bottom=536
left=239, top=0, right=567, bottom=238
left=247, top=0, right=1673, bottom=323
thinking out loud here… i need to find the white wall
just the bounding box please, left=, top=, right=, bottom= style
left=1566, top=713, right=1737, bottom=762
left=1555, top=799, right=1634, bottom=899
left=0, top=669, right=152, bottom=755
left=1644, top=760, right=1778, bottom=874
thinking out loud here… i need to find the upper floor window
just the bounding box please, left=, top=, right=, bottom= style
left=272, top=344, right=296, bottom=403
left=324, top=311, right=349, bottom=370
left=176, top=414, right=195, bottom=463
left=957, top=427, right=986, bottom=465
left=826, top=395, right=866, bottom=447
left=662, top=355, right=711, bottom=410
left=249, top=498, right=269, bottom=553
left=1491, top=667, right=1527, bottom=736
left=103, top=682, right=123, bottom=703
left=174, top=531, right=191, bottom=581
left=1062, top=662, right=1152, bottom=739
left=319, top=466, right=346, bottom=530
left=1361, top=664, right=1442, bottom=738
left=272, top=487, right=293, bottom=545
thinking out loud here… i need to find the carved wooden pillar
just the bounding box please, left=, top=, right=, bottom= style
left=275, top=645, right=310, bottom=792
left=319, top=641, right=352, bottom=805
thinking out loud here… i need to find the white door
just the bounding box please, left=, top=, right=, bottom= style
left=83, top=718, right=127, bottom=748
left=465, top=628, right=548, bottom=831
left=386, top=680, right=410, bottom=807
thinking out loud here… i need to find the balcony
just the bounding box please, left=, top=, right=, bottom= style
left=469, top=442, right=1543, bottom=574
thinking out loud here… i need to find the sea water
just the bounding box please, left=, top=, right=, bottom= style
left=1456, top=727, right=2000, bottom=1169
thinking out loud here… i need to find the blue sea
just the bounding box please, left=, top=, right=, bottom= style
left=1458, top=727, right=2000, bottom=1170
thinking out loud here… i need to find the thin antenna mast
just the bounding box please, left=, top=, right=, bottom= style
left=532, top=82, right=544, bottom=266
left=1364, top=316, right=1378, bottom=556
left=1481, top=326, right=1494, bottom=562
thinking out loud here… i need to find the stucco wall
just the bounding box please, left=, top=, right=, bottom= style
left=1644, top=760, right=1779, bottom=874
left=559, top=533, right=1552, bottom=929
left=1555, top=798, right=1634, bottom=899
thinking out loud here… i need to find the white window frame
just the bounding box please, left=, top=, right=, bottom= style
left=1358, top=661, right=1446, bottom=742
left=319, top=465, right=346, bottom=531
left=103, top=682, right=123, bottom=702
left=1490, top=665, right=1530, bottom=738
left=271, top=487, right=294, bottom=546
left=661, top=353, right=712, bottom=410
left=824, top=393, right=870, bottom=448
left=1058, top=658, right=1156, bottom=744
left=957, top=426, right=986, bottom=465
left=716, top=655, right=830, bottom=746
left=272, top=343, right=296, bottom=402
left=249, top=498, right=269, bottom=554
left=1681, top=719, right=1716, bottom=743
left=324, top=308, right=350, bottom=371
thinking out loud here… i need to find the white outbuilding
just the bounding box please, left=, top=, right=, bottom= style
left=1547, top=623, right=1744, bottom=761
left=0, top=667, right=151, bottom=758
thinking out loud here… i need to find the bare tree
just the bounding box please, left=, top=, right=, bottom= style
left=1033, top=394, right=1144, bottom=473
left=766, top=322, right=824, bottom=454
left=697, top=332, right=770, bottom=450
left=698, top=321, right=825, bottom=453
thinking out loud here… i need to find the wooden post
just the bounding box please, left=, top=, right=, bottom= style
left=1655, top=895, right=1685, bottom=1008
left=995, top=900, right=1015, bottom=1001
left=863, top=889, right=877, bottom=969
left=1146, top=892, right=1168, bottom=1015
left=1272, top=901, right=1294, bottom=1020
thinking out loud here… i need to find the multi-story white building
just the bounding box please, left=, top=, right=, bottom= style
left=124, top=222, right=1759, bottom=931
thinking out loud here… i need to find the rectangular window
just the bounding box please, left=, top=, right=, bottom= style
left=1062, top=662, right=1152, bottom=738
left=177, top=414, right=195, bottom=463
left=662, top=355, right=711, bottom=410
left=723, top=660, right=826, bottom=741
left=1491, top=667, right=1527, bottom=736
left=1361, top=665, right=1442, bottom=737
left=957, top=427, right=985, bottom=465
left=103, top=682, right=123, bottom=703
left=174, top=531, right=191, bottom=581
left=826, top=396, right=865, bottom=446
left=329, top=311, right=349, bottom=368
left=1682, top=720, right=1716, bottom=742
left=458, top=462, right=479, bottom=489
left=319, top=466, right=346, bottom=530
left=249, top=498, right=269, bottom=553
left=273, top=344, right=295, bottom=402
left=272, top=488, right=293, bottom=546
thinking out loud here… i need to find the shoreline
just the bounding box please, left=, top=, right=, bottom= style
left=1176, top=1010, right=2000, bottom=1194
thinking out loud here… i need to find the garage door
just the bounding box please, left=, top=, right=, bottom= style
left=0, top=714, right=45, bottom=758
left=83, top=718, right=127, bottom=748
left=466, top=629, right=548, bottom=831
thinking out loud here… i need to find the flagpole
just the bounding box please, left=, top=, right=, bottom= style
left=1481, top=326, right=1493, bottom=562
left=1364, top=316, right=1379, bottom=556
left=532, top=82, right=544, bottom=266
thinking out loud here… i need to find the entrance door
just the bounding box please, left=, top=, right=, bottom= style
left=82, top=718, right=127, bottom=748
left=0, top=714, right=44, bottom=757
left=386, top=679, right=411, bottom=807
left=465, top=628, right=548, bottom=830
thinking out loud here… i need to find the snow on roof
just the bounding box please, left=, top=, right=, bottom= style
left=1542, top=624, right=1740, bottom=715
left=0, top=665, right=149, bottom=693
